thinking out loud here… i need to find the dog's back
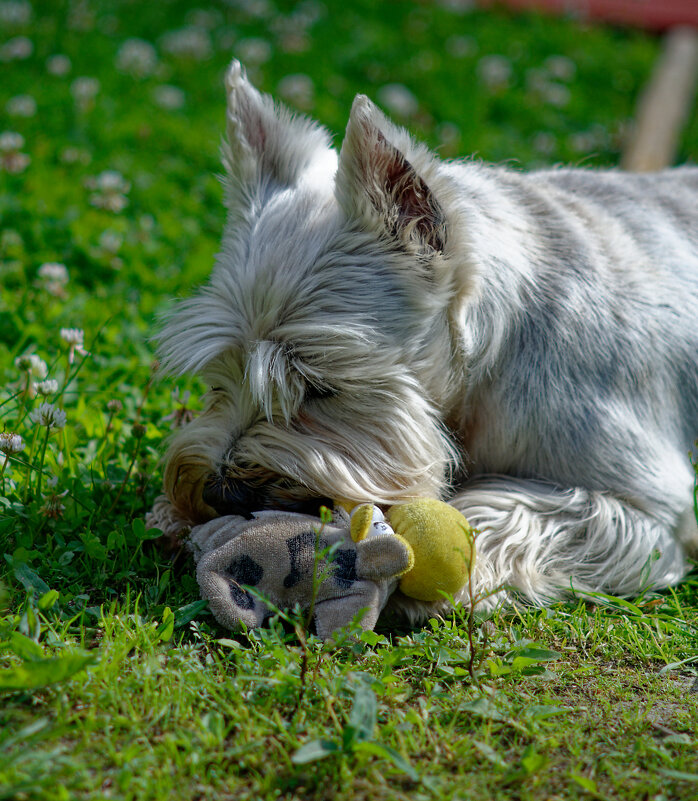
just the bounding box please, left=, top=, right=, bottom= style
left=450, top=165, right=698, bottom=494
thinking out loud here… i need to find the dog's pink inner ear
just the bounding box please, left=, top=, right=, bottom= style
left=337, top=97, right=446, bottom=255
left=223, top=61, right=333, bottom=190
left=228, top=91, right=268, bottom=160
left=377, top=132, right=445, bottom=253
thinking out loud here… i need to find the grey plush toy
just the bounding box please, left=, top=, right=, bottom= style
left=187, top=509, right=413, bottom=641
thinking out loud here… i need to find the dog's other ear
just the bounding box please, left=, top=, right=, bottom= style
left=336, top=94, right=446, bottom=255
left=222, top=60, right=332, bottom=191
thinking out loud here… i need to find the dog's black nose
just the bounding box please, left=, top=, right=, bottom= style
left=202, top=474, right=259, bottom=518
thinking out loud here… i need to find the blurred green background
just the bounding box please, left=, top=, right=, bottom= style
left=3, top=0, right=695, bottom=313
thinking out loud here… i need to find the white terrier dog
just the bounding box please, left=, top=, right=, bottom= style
left=157, top=61, right=698, bottom=616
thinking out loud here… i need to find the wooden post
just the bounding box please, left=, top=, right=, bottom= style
left=622, top=26, right=698, bottom=171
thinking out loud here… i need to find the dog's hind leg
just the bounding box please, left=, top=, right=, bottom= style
left=448, top=477, right=693, bottom=608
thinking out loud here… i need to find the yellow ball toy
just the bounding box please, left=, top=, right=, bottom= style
left=347, top=498, right=475, bottom=602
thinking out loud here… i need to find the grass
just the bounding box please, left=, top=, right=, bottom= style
left=1, top=1, right=697, bottom=799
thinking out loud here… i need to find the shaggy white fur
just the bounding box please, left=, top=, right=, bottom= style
left=156, top=61, right=698, bottom=617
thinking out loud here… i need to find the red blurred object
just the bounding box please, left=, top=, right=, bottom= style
left=481, top=1, right=698, bottom=31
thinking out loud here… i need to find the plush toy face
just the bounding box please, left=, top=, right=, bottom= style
left=190, top=510, right=412, bottom=640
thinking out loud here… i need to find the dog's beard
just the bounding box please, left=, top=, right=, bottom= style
left=163, top=374, right=458, bottom=523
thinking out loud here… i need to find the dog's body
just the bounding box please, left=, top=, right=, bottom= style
left=159, top=61, right=698, bottom=614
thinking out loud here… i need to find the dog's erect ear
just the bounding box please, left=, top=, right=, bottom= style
left=222, top=60, right=332, bottom=190
left=336, top=94, right=446, bottom=255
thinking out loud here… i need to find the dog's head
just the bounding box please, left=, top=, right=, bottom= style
left=158, top=61, right=469, bottom=523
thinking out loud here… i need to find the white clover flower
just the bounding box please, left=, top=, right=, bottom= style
left=37, top=261, right=68, bottom=297
left=60, top=327, right=89, bottom=363
left=377, top=83, right=418, bottom=118
left=40, top=494, right=66, bottom=518
left=38, top=262, right=68, bottom=283
left=99, top=230, right=123, bottom=254
left=95, top=170, right=129, bottom=193
left=541, top=82, right=571, bottom=108
left=116, top=38, right=158, bottom=78
left=0, top=130, right=30, bottom=173
left=6, top=94, right=37, bottom=117
left=34, top=378, right=58, bottom=396
left=0, top=1, right=32, bottom=25
left=160, top=27, right=212, bottom=60
left=0, top=35, right=33, bottom=62
left=477, top=55, right=512, bottom=91
left=30, top=402, right=67, bottom=430
left=46, top=53, right=71, bottom=76
left=2, top=229, right=22, bottom=250
left=85, top=170, right=130, bottom=213
left=527, top=69, right=571, bottom=108
left=60, top=327, right=84, bottom=346
left=15, top=353, right=48, bottom=378
left=545, top=55, right=576, bottom=82
left=60, top=146, right=91, bottom=165
left=277, top=73, right=314, bottom=110
left=0, top=431, right=25, bottom=455
left=70, top=76, right=100, bottom=107
left=235, top=0, right=271, bottom=19
left=98, top=194, right=129, bottom=213
left=1, top=150, right=30, bottom=173
left=152, top=84, right=185, bottom=110
left=0, top=131, right=24, bottom=152
left=235, top=37, right=272, bottom=65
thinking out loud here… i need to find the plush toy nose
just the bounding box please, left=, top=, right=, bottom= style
left=202, top=474, right=259, bottom=519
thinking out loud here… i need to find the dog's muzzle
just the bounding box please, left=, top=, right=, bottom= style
left=202, top=473, right=332, bottom=519
left=202, top=474, right=260, bottom=518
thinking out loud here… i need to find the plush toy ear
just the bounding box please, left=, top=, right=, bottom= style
left=355, top=535, right=414, bottom=581
left=196, top=552, right=271, bottom=630
left=222, top=60, right=333, bottom=192
left=349, top=503, right=375, bottom=542
left=335, top=94, right=446, bottom=256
